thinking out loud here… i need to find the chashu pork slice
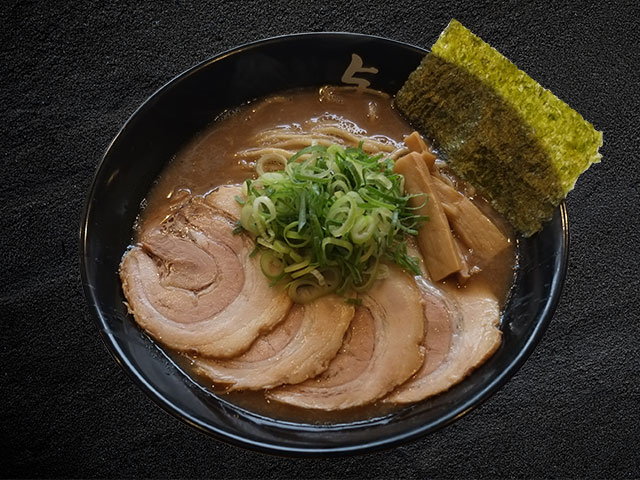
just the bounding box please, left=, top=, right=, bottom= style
left=120, top=195, right=292, bottom=358
left=384, top=278, right=502, bottom=404
left=266, top=265, right=424, bottom=410
left=203, top=184, right=243, bottom=219
left=411, top=277, right=454, bottom=379
left=190, top=294, right=354, bottom=390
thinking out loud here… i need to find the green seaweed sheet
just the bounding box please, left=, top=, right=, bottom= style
left=396, top=19, right=602, bottom=236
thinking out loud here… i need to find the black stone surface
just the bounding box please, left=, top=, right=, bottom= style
left=1, top=1, right=638, bottom=478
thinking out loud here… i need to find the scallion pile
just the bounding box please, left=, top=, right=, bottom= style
left=236, top=144, right=427, bottom=303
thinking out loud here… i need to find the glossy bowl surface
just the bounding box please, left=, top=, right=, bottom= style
left=80, top=33, right=568, bottom=456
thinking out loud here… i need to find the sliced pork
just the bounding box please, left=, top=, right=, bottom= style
left=415, top=277, right=454, bottom=377
left=190, top=294, right=354, bottom=390
left=120, top=196, right=292, bottom=358
left=384, top=279, right=502, bottom=404
left=266, top=265, right=424, bottom=410
left=204, top=185, right=243, bottom=219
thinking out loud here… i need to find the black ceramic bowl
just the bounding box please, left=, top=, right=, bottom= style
left=80, top=33, right=568, bottom=456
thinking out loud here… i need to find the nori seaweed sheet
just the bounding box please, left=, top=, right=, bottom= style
left=396, top=19, right=602, bottom=236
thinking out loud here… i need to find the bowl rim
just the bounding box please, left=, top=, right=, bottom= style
left=79, top=32, right=569, bottom=456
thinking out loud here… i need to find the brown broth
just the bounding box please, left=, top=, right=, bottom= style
left=176, top=355, right=402, bottom=425
left=138, top=87, right=413, bottom=236
left=136, top=86, right=516, bottom=424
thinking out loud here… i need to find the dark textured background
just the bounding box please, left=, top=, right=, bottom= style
left=2, top=0, right=639, bottom=478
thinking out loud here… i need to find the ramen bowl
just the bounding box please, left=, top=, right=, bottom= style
left=80, top=33, right=568, bottom=456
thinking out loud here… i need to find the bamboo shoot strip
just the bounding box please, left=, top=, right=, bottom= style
left=431, top=177, right=509, bottom=264
left=404, top=131, right=436, bottom=169
left=394, top=152, right=462, bottom=281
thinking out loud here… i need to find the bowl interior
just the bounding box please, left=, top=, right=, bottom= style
left=80, top=33, right=568, bottom=456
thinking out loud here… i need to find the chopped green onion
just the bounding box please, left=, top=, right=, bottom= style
left=283, top=221, right=311, bottom=248
left=351, top=215, right=377, bottom=244
left=284, top=257, right=311, bottom=273
left=322, top=237, right=354, bottom=259
left=260, top=251, right=285, bottom=279
left=236, top=144, right=425, bottom=302
left=290, top=263, right=321, bottom=279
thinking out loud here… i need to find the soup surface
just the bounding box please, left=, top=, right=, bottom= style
left=125, top=86, right=516, bottom=424
left=138, top=87, right=413, bottom=231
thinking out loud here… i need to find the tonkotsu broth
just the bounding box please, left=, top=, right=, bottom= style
left=133, top=86, right=516, bottom=424
left=138, top=87, right=412, bottom=234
